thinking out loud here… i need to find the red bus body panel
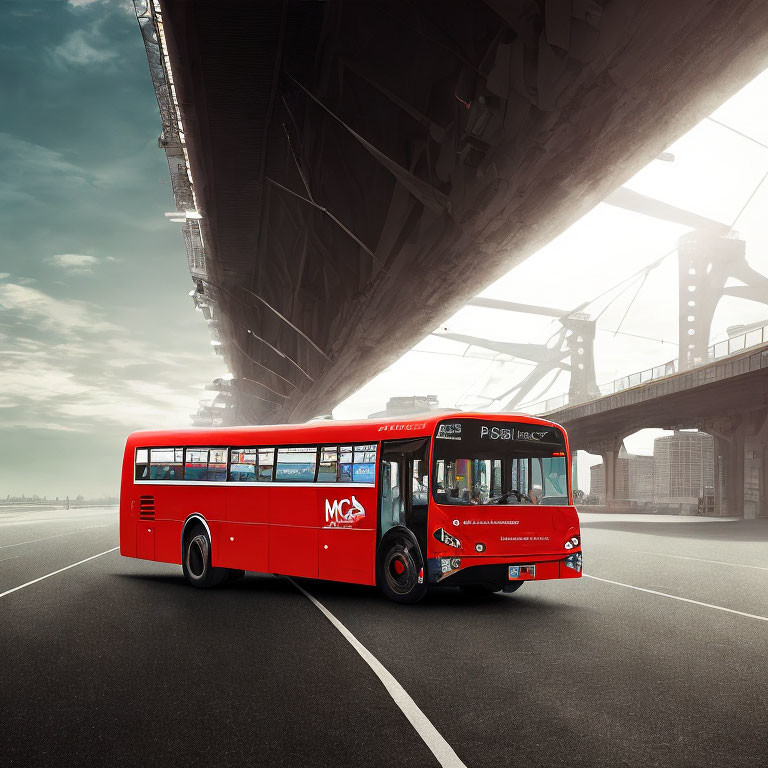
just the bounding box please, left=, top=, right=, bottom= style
left=119, top=413, right=581, bottom=589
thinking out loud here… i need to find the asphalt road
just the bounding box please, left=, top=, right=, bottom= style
left=1, top=505, right=767, bottom=767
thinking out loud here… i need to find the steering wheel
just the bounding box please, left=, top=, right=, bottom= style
left=488, top=489, right=533, bottom=504
left=510, top=489, right=534, bottom=503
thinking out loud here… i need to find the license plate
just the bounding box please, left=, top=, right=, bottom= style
left=509, top=565, right=535, bottom=580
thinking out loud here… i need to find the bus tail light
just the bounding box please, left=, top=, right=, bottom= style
left=565, top=552, right=582, bottom=572
left=564, top=535, right=580, bottom=550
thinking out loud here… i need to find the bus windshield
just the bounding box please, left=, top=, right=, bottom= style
left=433, top=418, right=569, bottom=506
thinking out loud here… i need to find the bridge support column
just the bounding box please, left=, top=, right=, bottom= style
left=743, top=410, right=768, bottom=519
left=589, top=436, right=624, bottom=508
left=709, top=419, right=747, bottom=517
left=603, top=448, right=617, bottom=506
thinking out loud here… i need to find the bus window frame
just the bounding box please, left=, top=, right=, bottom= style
left=135, top=445, right=185, bottom=482
left=183, top=446, right=229, bottom=483
left=430, top=422, right=570, bottom=506
left=133, top=441, right=380, bottom=486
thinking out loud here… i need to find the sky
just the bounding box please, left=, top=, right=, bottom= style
left=0, top=0, right=226, bottom=498
left=3, top=2, right=768, bottom=497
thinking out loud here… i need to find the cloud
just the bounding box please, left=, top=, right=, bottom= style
left=67, top=0, right=135, bottom=12
left=53, top=29, right=117, bottom=67
left=0, top=133, right=83, bottom=178
left=0, top=282, right=118, bottom=335
left=0, top=133, right=89, bottom=208
left=1, top=362, right=94, bottom=403
left=0, top=283, right=220, bottom=436
left=47, top=253, right=101, bottom=273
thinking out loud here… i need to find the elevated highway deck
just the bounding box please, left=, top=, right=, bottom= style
left=139, top=0, right=768, bottom=424
left=547, top=343, right=768, bottom=517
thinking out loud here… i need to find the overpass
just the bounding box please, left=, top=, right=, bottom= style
left=134, top=0, right=768, bottom=425
left=539, top=331, right=768, bottom=518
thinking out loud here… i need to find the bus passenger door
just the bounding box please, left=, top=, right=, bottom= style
left=379, top=439, right=430, bottom=557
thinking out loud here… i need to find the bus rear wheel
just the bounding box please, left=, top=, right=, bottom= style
left=378, top=532, right=427, bottom=604
left=182, top=525, right=228, bottom=588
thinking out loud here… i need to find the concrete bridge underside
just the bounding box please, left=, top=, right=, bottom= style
left=153, top=0, right=768, bottom=424
left=548, top=345, right=768, bottom=517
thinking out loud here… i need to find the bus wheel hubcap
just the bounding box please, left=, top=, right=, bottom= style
left=385, top=543, right=416, bottom=594
left=187, top=535, right=208, bottom=578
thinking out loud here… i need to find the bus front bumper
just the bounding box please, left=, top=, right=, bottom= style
left=427, top=552, right=582, bottom=586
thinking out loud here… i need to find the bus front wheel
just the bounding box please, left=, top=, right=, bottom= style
left=182, top=525, right=228, bottom=588
left=378, top=531, right=427, bottom=604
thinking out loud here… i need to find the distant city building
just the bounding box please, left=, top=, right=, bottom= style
left=588, top=443, right=654, bottom=504
left=615, top=445, right=630, bottom=500
left=628, top=452, right=654, bottom=501
left=589, top=462, right=605, bottom=501
left=653, top=430, right=714, bottom=504
left=588, top=431, right=715, bottom=510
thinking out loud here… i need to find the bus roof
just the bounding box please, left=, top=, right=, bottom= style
left=125, top=411, right=565, bottom=447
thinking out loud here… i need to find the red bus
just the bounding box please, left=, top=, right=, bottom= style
left=120, top=412, right=582, bottom=603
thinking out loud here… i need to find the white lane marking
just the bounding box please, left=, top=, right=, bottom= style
left=0, top=525, right=113, bottom=549
left=0, top=547, right=118, bottom=599
left=289, top=579, right=467, bottom=768
left=639, top=551, right=768, bottom=572
left=584, top=574, right=768, bottom=623
left=0, top=555, right=20, bottom=563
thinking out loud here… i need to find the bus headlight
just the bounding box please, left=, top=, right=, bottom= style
left=434, top=528, right=461, bottom=549
left=564, top=535, right=580, bottom=550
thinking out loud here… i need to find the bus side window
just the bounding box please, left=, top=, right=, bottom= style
left=184, top=448, right=227, bottom=482
left=258, top=448, right=275, bottom=481
left=339, top=447, right=352, bottom=482
left=352, top=444, right=376, bottom=483
left=230, top=449, right=257, bottom=482
left=317, top=447, right=338, bottom=482
left=135, top=448, right=149, bottom=480
left=340, top=444, right=377, bottom=483
left=146, top=448, right=182, bottom=481
left=184, top=448, right=209, bottom=481
left=275, top=447, right=317, bottom=482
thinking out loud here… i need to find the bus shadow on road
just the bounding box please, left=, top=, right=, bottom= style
left=287, top=575, right=581, bottom=617
left=116, top=571, right=582, bottom=618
